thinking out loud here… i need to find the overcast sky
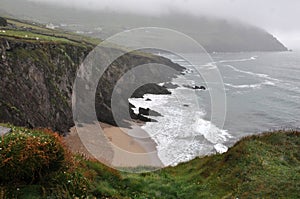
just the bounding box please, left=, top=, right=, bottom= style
left=26, top=0, right=300, bottom=49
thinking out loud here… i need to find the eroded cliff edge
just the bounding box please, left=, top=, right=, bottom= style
left=0, top=37, right=184, bottom=133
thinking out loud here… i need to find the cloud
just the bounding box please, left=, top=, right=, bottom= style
left=24, top=0, right=300, bottom=48
left=26, top=0, right=300, bottom=31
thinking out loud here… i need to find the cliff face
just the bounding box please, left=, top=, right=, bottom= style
left=0, top=38, right=184, bottom=133
left=0, top=38, right=90, bottom=132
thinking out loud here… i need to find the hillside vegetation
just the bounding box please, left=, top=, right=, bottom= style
left=0, top=125, right=299, bottom=198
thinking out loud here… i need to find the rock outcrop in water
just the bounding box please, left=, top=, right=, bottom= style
left=0, top=36, right=184, bottom=133
left=183, top=84, right=206, bottom=90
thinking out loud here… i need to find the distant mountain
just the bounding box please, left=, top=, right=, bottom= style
left=0, top=0, right=287, bottom=52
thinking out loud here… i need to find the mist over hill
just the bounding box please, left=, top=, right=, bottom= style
left=0, top=0, right=287, bottom=52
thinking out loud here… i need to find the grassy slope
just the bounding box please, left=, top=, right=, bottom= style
left=1, top=128, right=298, bottom=199
left=108, top=131, right=300, bottom=198
left=0, top=17, right=100, bottom=46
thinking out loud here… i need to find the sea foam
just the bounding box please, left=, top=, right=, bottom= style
left=129, top=53, right=231, bottom=166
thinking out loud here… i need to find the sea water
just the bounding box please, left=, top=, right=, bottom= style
left=129, top=51, right=300, bottom=166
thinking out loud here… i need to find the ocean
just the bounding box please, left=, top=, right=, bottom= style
left=129, top=51, right=300, bottom=166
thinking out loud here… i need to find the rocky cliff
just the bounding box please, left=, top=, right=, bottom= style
left=0, top=37, right=184, bottom=133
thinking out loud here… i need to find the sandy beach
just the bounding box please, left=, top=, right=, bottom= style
left=65, top=122, right=163, bottom=168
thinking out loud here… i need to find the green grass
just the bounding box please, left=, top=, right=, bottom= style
left=1, top=17, right=101, bottom=46
left=74, top=130, right=300, bottom=198
left=0, top=29, right=73, bottom=43
left=1, top=125, right=299, bottom=198
left=6, top=19, right=54, bottom=32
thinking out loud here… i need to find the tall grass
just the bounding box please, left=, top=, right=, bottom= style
left=0, top=126, right=299, bottom=198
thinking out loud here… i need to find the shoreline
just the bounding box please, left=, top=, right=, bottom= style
left=64, top=122, right=163, bottom=168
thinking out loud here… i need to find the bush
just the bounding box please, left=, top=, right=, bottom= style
left=0, top=126, right=66, bottom=184
left=0, top=17, right=7, bottom=27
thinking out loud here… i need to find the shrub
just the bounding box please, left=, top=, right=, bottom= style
left=0, top=17, right=7, bottom=27
left=0, top=126, right=66, bottom=184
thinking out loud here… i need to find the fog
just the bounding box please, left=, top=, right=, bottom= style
left=0, top=0, right=292, bottom=49
left=25, top=0, right=300, bottom=49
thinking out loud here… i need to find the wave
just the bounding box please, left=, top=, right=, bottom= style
left=223, top=64, right=281, bottom=83
left=225, top=81, right=275, bottom=89
left=217, top=56, right=258, bottom=63
left=225, top=64, right=268, bottom=78
left=223, top=64, right=300, bottom=94
left=200, top=63, right=218, bottom=70
left=128, top=52, right=234, bottom=166
left=129, top=74, right=231, bottom=166
left=194, top=56, right=258, bottom=72
left=193, top=118, right=232, bottom=144
left=170, top=59, right=187, bottom=63
left=129, top=94, right=169, bottom=115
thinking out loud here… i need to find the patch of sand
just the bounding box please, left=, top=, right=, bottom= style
left=64, top=122, right=163, bottom=168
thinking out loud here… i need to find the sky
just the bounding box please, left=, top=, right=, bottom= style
left=25, top=0, right=300, bottom=49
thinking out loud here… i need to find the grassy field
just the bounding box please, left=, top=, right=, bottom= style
left=0, top=124, right=299, bottom=198
left=1, top=17, right=100, bottom=46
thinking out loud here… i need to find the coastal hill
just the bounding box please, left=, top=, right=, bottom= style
left=0, top=125, right=299, bottom=198
left=0, top=17, right=299, bottom=198
left=0, top=17, right=184, bottom=133
left=0, top=0, right=288, bottom=52
left=86, top=12, right=288, bottom=52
